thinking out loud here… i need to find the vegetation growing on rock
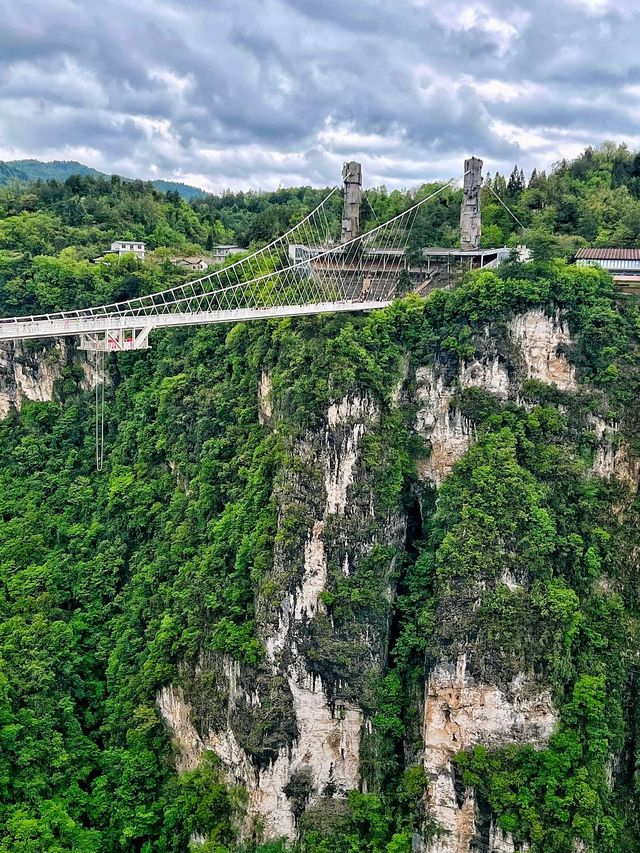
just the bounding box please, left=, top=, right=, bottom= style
left=0, top=145, right=639, bottom=851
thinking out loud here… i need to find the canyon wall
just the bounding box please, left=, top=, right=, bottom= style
left=0, top=340, right=98, bottom=419
left=6, top=311, right=629, bottom=851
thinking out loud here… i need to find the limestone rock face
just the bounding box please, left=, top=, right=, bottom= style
left=157, top=683, right=205, bottom=774
left=488, top=825, right=530, bottom=853
left=258, top=370, right=273, bottom=424
left=509, top=309, right=576, bottom=392
left=415, top=310, right=572, bottom=852
left=415, top=358, right=509, bottom=487
left=158, top=392, right=402, bottom=840
left=152, top=307, right=634, bottom=848
left=415, top=309, right=578, bottom=488
left=423, top=656, right=554, bottom=853
left=589, top=414, right=639, bottom=489
left=0, top=340, right=98, bottom=420
left=158, top=658, right=353, bottom=840
left=0, top=342, right=64, bottom=418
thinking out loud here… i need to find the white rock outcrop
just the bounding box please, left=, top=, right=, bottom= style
left=0, top=340, right=99, bottom=420
left=159, top=394, right=380, bottom=841
left=157, top=684, right=205, bottom=774
left=259, top=394, right=378, bottom=835
left=423, top=655, right=556, bottom=853
left=416, top=310, right=581, bottom=487
left=589, top=415, right=639, bottom=488
left=415, top=358, right=509, bottom=486
left=258, top=370, right=273, bottom=424
left=509, top=310, right=576, bottom=392
left=0, top=342, right=64, bottom=418
left=488, top=824, right=530, bottom=852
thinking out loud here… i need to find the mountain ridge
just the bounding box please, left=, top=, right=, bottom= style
left=0, top=158, right=208, bottom=200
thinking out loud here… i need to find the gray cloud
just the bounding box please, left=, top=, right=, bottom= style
left=0, top=0, right=638, bottom=191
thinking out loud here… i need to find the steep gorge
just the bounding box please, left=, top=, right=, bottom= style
left=0, top=264, right=639, bottom=852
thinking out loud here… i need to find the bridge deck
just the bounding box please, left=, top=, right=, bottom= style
left=0, top=300, right=392, bottom=342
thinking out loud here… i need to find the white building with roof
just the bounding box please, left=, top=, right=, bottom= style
left=575, top=247, right=640, bottom=274
left=110, top=240, right=146, bottom=260
left=170, top=256, right=215, bottom=272
left=210, top=245, right=243, bottom=264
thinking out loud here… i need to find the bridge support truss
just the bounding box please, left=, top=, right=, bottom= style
left=79, top=326, right=152, bottom=352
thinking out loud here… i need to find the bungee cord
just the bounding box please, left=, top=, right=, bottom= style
left=94, top=349, right=105, bottom=472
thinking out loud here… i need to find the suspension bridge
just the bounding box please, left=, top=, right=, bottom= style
left=0, top=159, right=487, bottom=353
left=0, top=157, right=504, bottom=470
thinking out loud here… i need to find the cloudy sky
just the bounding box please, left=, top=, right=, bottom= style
left=0, top=0, right=637, bottom=193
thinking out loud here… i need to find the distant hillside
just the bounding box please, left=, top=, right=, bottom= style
left=0, top=159, right=103, bottom=184
left=0, top=159, right=207, bottom=200
left=148, top=178, right=207, bottom=201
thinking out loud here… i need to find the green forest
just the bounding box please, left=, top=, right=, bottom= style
left=0, top=143, right=639, bottom=852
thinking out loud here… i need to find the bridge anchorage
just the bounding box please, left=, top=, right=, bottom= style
left=0, top=156, right=518, bottom=354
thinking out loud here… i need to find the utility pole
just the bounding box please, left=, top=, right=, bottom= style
left=341, top=161, right=362, bottom=243
left=460, top=156, right=483, bottom=251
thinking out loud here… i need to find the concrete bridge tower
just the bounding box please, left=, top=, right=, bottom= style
left=341, top=161, right=362, bottom=243
left=460, top=156, right=483, bottom=251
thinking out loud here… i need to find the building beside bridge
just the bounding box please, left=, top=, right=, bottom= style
left=420, top=245, right=528, bottom=271
left=575, top=248, right=640, bottom=291
left=170, top=255, right=216, bottom=272
left=210, top=245, right=243, bottom=264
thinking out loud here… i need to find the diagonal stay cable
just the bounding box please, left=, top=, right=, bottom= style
left=486, top=182, right=527, bottom=232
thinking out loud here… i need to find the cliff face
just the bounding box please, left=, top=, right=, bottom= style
left=159, top=390, right=404, bottom=839
left=2, top=279, right=637, bottom=852
left=0, top=342, right=65, bottom=418
left=414, top=310, right=576, bottom=487
left=155, top=306, right=637, bottom=849
left=414, top=311, right=564, bottom=853
left=414, top=309, right=637, bottom=852
left=0, top=340, right=98, bottom=418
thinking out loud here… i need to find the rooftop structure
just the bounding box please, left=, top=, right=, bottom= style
left=575, top=247, right=640, bottom=266
left=421, top=246, right=512, bottom=268
left=575, top=247, right=640, bottom=292
left=171, top=256, right=215, bottom=272
left=210, top=245, right=243, bottom=263
left=575, top=248, right=640, bottom=261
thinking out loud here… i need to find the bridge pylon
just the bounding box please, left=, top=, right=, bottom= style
left=460, top=156, right=483, bottom=251
left=341, top=161, right=362, bottom=243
